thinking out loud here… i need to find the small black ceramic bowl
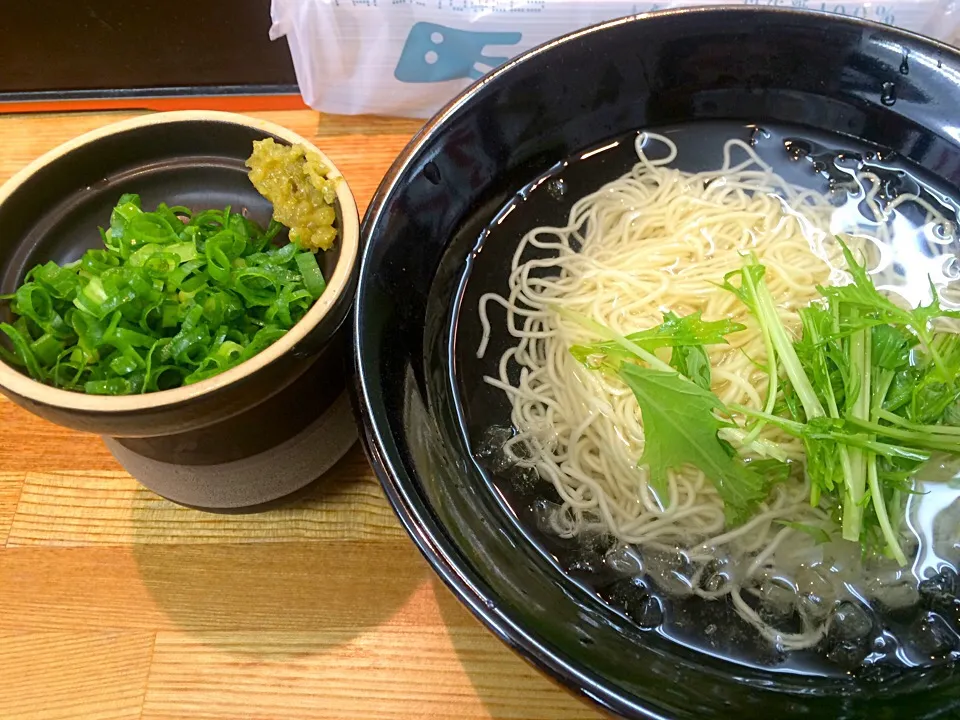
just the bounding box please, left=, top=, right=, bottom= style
left=355, top=8, right=960, bottom=720
left=0, top=111, right=360, bottom=510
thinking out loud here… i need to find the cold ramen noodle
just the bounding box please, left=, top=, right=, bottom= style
left=475, top=130, right=960, bottom=667
left=0, top=140, right=338, bottom=395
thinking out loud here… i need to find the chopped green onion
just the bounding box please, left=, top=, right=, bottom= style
left=0, top=322, right=44, bottom=379
left=85, top=378, right=132, bottom=395
left=295, top=252, right=327, bottom=298
left=0, top=192, right=331, bottom=395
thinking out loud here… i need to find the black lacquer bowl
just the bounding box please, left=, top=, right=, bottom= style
left=0, top=111, right=360, bottom=510
left=354, top=9, right=960, bottom=719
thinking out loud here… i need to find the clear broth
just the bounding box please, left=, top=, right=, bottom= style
left=450, top=121, right=960, bottom=677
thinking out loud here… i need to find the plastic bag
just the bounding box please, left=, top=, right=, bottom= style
left=271, top=0, right=960, bottom=118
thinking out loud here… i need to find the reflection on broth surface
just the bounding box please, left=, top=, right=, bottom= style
left=452, top=122, right=960, bottom=676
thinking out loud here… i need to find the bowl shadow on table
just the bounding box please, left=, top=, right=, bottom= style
left=128, top=442, right=428, bottom=660
left=432, top=577, right=612, bottom=720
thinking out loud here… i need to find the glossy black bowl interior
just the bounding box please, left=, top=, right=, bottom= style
left=355, top=8, right=960, bottom=719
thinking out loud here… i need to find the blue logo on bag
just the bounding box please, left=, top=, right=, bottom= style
left=394, top=23, right=522, bottom=83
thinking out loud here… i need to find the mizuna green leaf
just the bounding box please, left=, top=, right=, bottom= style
left=618, top=363, right=776, bottom=526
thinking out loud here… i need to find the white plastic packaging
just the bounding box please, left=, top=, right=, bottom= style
left=270, top=0, right=960, bottom=118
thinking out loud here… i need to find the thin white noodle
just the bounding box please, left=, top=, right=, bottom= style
left=476, top=132, right=948, bottom=652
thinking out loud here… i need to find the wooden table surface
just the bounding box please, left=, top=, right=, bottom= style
left=0, top=110, right=605, bottom=720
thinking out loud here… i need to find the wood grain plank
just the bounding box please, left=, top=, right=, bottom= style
left=0, top=111, right=418, bottom=157
left=6, top=447, right=402, bottom=547
left=141, top=626, right=598, bottom=720
left=0, top=112, right=145, bottom=180
left=0, top=542, right=434, bottom=632
left=0, top=632, right=155, bottom=720
left=0, top=403, right=118, bottom=474
left=0, top=472, right=24, bottom=545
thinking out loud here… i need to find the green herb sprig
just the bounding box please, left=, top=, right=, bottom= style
left=561, top=307, right=784, bottom=526
left=566, top=239, right=960, bottom=565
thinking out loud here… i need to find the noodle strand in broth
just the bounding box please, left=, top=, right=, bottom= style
left=476, top=132, right=949, bottom=651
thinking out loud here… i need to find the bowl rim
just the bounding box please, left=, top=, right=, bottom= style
left=354, top=6, right=960, bottom=719
left=0, top=109, right=360, bottom=413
